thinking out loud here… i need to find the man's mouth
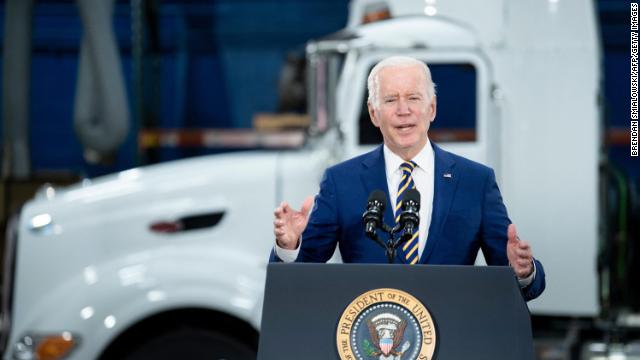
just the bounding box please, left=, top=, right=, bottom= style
left=396, top=124, right=415, bottom=133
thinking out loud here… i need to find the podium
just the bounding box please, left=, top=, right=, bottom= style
left=258, top=263, right=534, bottom=360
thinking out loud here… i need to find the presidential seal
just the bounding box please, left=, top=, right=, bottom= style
left=336, top=288, right=436, bottom=360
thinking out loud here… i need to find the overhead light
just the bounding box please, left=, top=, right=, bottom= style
left=80, top=306, right=95, bottom=320
left=104, top=315, right=117, bottom=329
left=30, top=214, right=52, bottom=230
left=424, top=5, right=437, bottom=16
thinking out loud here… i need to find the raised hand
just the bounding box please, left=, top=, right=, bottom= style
left=506, top=224, right=534, bottom=279
left=273, top=196, right=314, bottom=250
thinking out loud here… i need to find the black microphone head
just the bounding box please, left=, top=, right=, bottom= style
left=364, top=190, right=387, bottom=237
left=368, top=190, right=387, bottom=209
left=403, top=188, right=420, bottom=208
left=400, top=188, right=420, bottom=237
left=368, top=189, right=386, bottom=203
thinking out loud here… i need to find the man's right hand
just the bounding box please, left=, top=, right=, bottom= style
left=273, top=196, right=314, bottom=249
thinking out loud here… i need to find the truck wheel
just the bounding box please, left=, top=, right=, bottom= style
left=122, top=327, right=256, bottom=360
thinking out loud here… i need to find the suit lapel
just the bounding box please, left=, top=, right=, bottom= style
left=420, top=143, right=458, bottom=264
left=360, top=146, right=407, bottom=264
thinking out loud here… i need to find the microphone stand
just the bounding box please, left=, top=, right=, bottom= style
left=363, top=190, right=420, bottom=264
left=367, top=223, right=415, bottom=264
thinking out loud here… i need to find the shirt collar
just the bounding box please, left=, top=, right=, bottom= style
left=383, top=139, right=434, bottom=177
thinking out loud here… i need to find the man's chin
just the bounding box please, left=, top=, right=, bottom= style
left=396, top=138, right=421, bottom=150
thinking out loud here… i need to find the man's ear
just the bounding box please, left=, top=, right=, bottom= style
left=428, top=96, right=437, bottom=123
left=368, top=102, right=380, bottom=127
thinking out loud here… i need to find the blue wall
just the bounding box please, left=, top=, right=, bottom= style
left=0, top=0, right=634, bottom=177
left=0, top=0, right=349, bottom=176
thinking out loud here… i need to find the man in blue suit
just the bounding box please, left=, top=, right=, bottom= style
left=271, top=56, right=545, bottom=301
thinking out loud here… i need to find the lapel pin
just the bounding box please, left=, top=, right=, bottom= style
left=443, top=173, right=452, bottom=178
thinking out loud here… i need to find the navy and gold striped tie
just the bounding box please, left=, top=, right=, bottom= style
left=396, top=160, right=420, bottom=264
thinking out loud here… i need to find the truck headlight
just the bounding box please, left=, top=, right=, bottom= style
left=13, top=332, right=79, bottom=360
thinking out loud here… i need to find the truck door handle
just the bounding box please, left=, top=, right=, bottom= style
left=149, top=211, right=225, bottom=233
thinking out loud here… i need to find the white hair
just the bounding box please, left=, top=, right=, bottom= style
left=367, top=56, right=436, bottom=109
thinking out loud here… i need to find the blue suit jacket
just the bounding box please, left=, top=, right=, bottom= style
left=270, top=143, right=545, bottom=301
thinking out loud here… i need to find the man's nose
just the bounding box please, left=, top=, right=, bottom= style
left=395, top=98, right=411, bottom=115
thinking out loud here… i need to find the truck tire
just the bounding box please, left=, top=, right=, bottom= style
left=121, top=327, right=256, bottom=360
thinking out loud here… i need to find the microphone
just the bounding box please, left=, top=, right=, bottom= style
left=399, top=188, right=420, bottom=236
left=363, top=190, right=386, bottom=237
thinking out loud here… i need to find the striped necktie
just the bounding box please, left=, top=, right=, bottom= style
left=396, top=160, right=420, bottom=264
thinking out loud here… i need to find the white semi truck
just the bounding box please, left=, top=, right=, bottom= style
left=1, top=0, right=602, bottom=359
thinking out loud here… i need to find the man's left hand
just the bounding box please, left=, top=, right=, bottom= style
left=506, top=224, right=534, bottom=279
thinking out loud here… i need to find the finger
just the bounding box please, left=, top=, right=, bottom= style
left=274, top=219, right=284, bottom=227
left=507, top=224, right=518, bottom=244
left=518, top=240, right=530, bottom=250
left=515, top=247, right=531, bottom=258
left=300, top=195, right=314, bottom=216
left=516, top=258, right=532, bottom=267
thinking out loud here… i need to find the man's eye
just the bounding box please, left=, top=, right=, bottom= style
left=384, top=99, right=396, bottom=103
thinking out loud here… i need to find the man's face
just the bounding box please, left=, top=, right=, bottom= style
left=368, top=65, right=436, bottom=160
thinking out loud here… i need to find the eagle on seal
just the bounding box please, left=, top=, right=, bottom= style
left=366, top=316, right=410, bottom=360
